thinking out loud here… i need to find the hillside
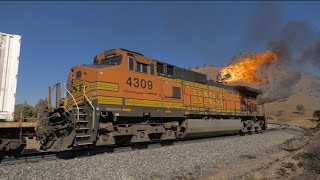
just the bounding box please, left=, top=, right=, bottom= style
left=191, top=65, right=222, bottom=81
left=191, top=65, right=320, bottom=128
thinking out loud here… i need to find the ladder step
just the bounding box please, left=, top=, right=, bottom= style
left=74, top=113, right=87, bottom=116
left=76, top=142, right=93, bottom=146
left=76, top=134, right=91, bottom=138
left=77, top=120, right=88, bottom=123
left=76, top=127, right=90, bottom=130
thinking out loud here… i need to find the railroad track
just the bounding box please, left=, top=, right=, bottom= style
left=267, top=122, right=290, bottom=130
left=0, top=122, right=289, bottom=166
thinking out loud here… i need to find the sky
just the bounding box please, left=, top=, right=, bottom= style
left=1, top=1, right=320, bottom=104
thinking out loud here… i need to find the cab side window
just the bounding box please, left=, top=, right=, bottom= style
left=129, top=57, right=134, bottom=71
left=128, top=56, right=153, bottom=75
left=150, top=64, right=155, bottom=75
left=136, top=62, right=141, bottom=72
left=136, top=62, right=148, bottom=74
left=157, top=63, right=165, bottom=76
left=167, top=65, right=175, bottom=77
left=142, top=63, right=148, bottom=73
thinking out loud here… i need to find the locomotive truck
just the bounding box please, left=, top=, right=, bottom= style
left=38, top=48, right=267, bottom=151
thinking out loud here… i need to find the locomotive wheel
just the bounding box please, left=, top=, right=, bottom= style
left=13, top=142, right=26, bottom=158
left=0, top=152, right=6, bottom=159
left=115, top=136, right=131, bottom=146
left=239, top=130, right=245, bottom=136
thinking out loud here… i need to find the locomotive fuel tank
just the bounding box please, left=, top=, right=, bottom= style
left=182, top=119, right=242, bottom=138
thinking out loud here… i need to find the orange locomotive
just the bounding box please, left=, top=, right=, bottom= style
left=38, top=48, right=266, bottom=151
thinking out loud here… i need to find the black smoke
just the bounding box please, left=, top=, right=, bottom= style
left=240, top=3, right=320, bottom=103
left=268, top=21, right=320, bottom=70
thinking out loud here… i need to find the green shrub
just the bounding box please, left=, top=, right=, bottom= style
left=14, top=101, right=36, bottom=120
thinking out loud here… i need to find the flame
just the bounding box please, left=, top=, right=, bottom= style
left=218, top=51, right=279, bottom=85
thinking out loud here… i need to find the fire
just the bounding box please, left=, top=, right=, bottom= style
left=218, top=51, right=279, bottom=85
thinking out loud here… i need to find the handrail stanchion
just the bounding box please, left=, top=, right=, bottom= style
left=83, top=85, right=96, bottom=130
left=64, top=83, right=79, bottom=122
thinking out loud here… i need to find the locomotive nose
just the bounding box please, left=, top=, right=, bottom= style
left=36, top=109, right=76, bottom=151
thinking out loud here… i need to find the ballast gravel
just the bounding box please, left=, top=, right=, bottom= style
left=0, top=128, right=305, bottom=180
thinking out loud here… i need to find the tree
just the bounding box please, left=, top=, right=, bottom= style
left=296, top=104, right=305, bottom=115
left=34, top=98, right=49, bottom=126
left=14, top=101, right=36, bottom=120
left=35, top=98, right=48, bottom=114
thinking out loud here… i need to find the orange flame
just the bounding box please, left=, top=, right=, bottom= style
left=218, top=51, right=279, bottom=85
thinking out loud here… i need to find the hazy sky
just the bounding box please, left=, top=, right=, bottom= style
left=1, top=1, right=320, bottom=104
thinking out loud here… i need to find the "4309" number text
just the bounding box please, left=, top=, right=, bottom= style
left=126, top=77, right=152, bottom=89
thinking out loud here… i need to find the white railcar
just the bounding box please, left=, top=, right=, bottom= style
left=0, top=32, right=21, bottom=121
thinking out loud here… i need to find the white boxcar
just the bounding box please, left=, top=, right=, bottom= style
left=0, top=32, right=21, bottom=121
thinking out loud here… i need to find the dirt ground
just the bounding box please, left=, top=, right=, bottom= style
left=237, top=129, right=320, bottom=180
left=199, top=120, right=320, bottom=180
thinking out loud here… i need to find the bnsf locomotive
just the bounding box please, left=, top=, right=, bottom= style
left=37, top=48, right=266, bottom=151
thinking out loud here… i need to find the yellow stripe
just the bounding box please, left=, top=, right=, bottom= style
left=184, top=81, right=207, bottom=89
left=98, top=96, right=122, bottom=105
left=125, top=98, right=182, bottom=109
left=72, top=81, right=119, bottom=93
left=88, top=82, right=119, bottom=92
left=159, top=77, right=182, bottom=83
left=70, top=97, right=259, bottom=116
left=71, top=96, right=122, bottom=106
left=122, top=108, right=132, bottom=112
left=160, top=76, right=239, bottom=95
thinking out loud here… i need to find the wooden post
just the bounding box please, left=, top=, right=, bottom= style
left=56, top=83, right=61, bottom=108
left=19, top=113, right=23, bottom=139
left=48, top=86, right=52, bottom=111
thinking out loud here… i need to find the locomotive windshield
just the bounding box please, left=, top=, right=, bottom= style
left=100, top=55, right=122, bottom=66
